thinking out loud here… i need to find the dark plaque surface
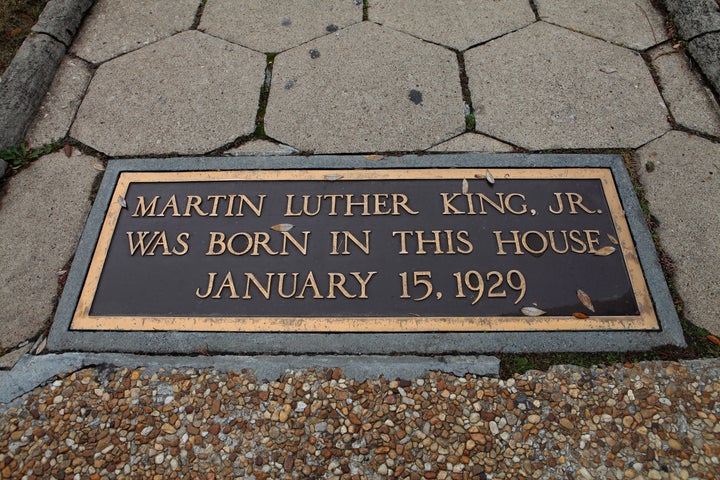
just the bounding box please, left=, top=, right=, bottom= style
left=70, top=167, right=658, bottom=333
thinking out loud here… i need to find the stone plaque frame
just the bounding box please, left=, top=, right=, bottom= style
left=48, top=154, right=685, bottom=354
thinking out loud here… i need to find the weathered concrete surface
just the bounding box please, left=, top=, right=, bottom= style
left=428, top=133, right=515, bottom=152
left=664, top=0, right=720, bottom=40
left=0, top=344, right=32, bottom=370
left=637, top=131, right=720, bottom=336
left=225, top=139, right=298, bottom=156
left=265, top=22, right=465, bottom=153
left=537, top=0, right=667, bottom=50
left=70, top=0, right=199, bottom=63
left=200, top=0, right=362, bottom=53
left=71, top=31, right=266, bottom=156
left=369, top=0, right=534, bottom=51
left=688, top=32, right=720, bottom=98
left=0, top=152, right=98, bottom=351
left=465, top=22, right=670, bottom=150
left=650, top=43, right=720, bottom=136
left=26, top=57, right=92, bottom=148
left=0, top=34, right=66, bottom=152
left=31, top=0, right=95, bottom=47
left=0, top=354, right=499, bottom=403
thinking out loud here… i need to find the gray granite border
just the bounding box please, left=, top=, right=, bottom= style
left=0, top=0, right=94, bottom=166
left=47, top=153, right=685, bottom=354
left=664, top=0, right=720, bottom=96
left=0, top=353, right=499, bottom=405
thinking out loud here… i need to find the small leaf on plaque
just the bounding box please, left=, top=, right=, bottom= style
left=486, top=169, right=495, bottom=185
left=324, top=174, right=343, bottom=181
left=594, top=246, right=616, bottom=256
left=363, top=154, right=384, bottom=161
left=271, top=223, right=294, bottom=232
left=573, top=312, right=589, bottom=319
left=63, top=144, right=72, bottom=157
left=117, top=195, right=127, bottom=208
left=461, top=178, right=469, bottom=194
left=577, top=289, right=595, bottom=312
left=521, top=306, right=546, bottom=317
left=607, top=234, right=618, bottom=245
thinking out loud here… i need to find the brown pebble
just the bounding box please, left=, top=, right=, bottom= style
left=283, top=454, right=293, bottom=471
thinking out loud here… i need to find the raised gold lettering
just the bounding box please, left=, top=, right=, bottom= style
left=327, top=273, right=355, bottom=299
left=183, top=195, right=208, bottom=217
left=172, top=232, right=190, bottom=256
left=351, top=271, right=376, bottom=299
left=206, top=232, right=226, bottom=255
left=158, top=195, right=181, bottom=217
left=132, top=196, right=160, bottom=217
left=297, top=272, right=323, bottom=299
left=280, top=231, right=310, bottom=256
left=212, top=272, right=240, bottom=299
left=441, top=193, right=464, bottom=215
left=195, top=272, right=217, bottom=299
left=242, top=273, right=273, bottom=299
left=494, top=230, right=523, bottom=255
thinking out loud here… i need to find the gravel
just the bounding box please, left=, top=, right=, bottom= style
left=0, top=359, right=719, bottom=479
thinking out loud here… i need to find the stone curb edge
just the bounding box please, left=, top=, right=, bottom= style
left=0, top=354, right=500, bottom=405
left=0, top=0, right=94, bottom=174
left=663, top=0, right=720, bottom=97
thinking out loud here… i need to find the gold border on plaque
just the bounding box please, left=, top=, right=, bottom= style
left=70, top=168, right=660, bottom=333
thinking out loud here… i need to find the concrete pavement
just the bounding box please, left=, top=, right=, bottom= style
left=0, top=0, right=719, bottom=475
left=1, top=0, right=718, bottom=360
left=1, top=0, right=716, bottom=351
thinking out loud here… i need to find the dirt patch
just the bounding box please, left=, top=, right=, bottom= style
left=0, top=0, right=50, bottom=75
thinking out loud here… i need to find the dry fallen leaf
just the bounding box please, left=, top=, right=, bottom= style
left=35, top=337, right=47, bottom=354
left=324, top=174, right=343, bottom=181
left=63, top=144, right=72, bottom=157
left=6, top=27, right=22, bottom=39
left=92, top=162, right=106, bottom=171
left=117, top=195, right=127, bottom=209
left=577, top=289, right=595, bottom=312
left=271, top=223, right=294, bottom=232
left=600, top=66, right=617, bottom=74
left=594, top=246, right=616, bottom=256
left=707, top=335, right=720, bottom=346
left=607, top=234, right=618, bottom=245
left=461, top=178, right=469, bottom=194
left=521, top=306, right=546, bottom=317
left=573, top=312, right=589, bottom=319
left=485, top=169, right=495, bottom=185
left=363, top=154, right=384, bottom=161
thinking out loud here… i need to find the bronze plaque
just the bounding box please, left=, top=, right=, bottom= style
left=71, top=168, right=659, bottom=333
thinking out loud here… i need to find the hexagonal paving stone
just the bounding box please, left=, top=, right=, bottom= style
left=26, top=57, right=92, bottom=148
left=71, top=31, right=266, bottom=156
left=369, top=0, right=535, bottom=51
left=637, top=131, right=720, bottom=336
left=0, top=151, right=99, bottom=351
left=71, top=0, right=200, bottom=64
left=536, top=0, right=667, bottom=50
left=265, top=22, right=465, bottom=153
left=465, top=22, right=670, bottom=150
left=199, top=0, right=362, bottom=53
left=650, top=43, right=720, bottom=137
